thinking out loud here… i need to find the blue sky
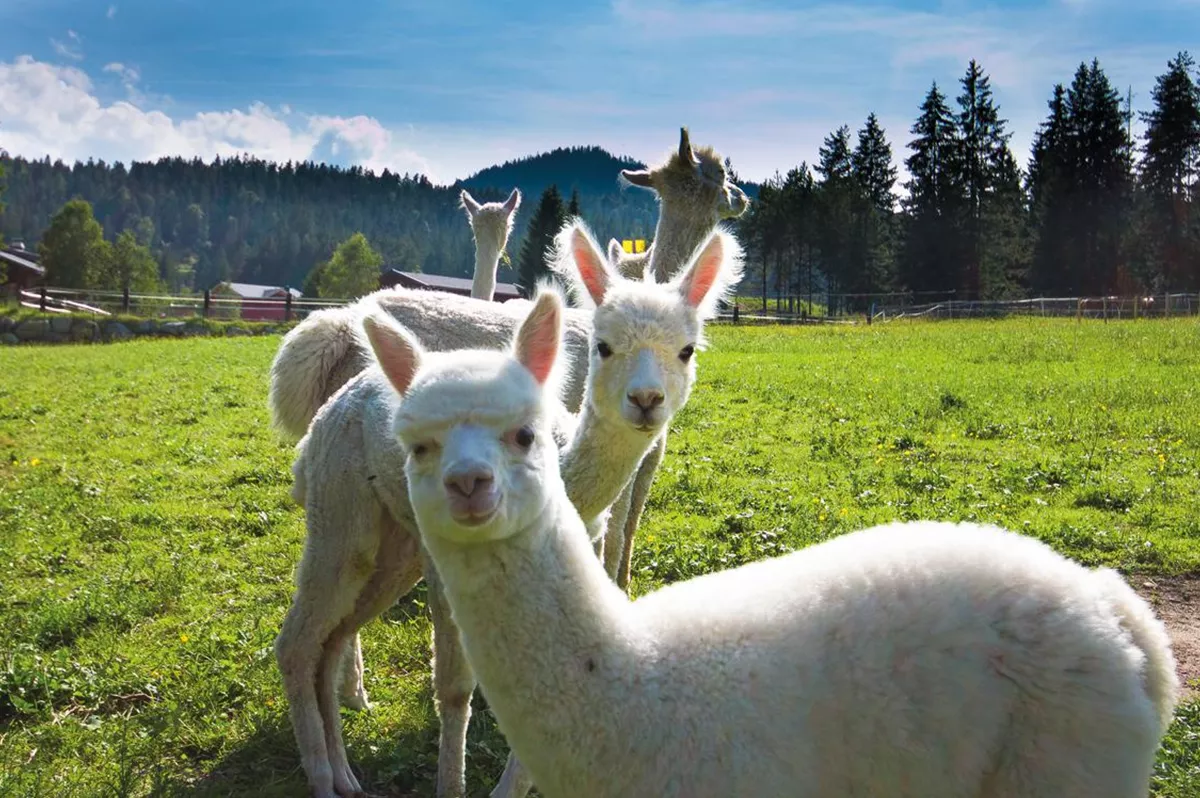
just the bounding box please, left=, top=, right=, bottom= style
left=0, top=0, right=1196, bottom=185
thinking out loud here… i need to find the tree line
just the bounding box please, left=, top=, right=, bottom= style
left=0, top=148, right=659, bottom=297
left=738, top=53, right=1200, bottom=310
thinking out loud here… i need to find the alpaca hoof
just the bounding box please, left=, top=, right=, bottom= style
left=340, top=690, right=371, bottom=712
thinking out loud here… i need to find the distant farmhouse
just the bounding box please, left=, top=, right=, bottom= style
left=0, top=240, right=45, bottom=297
left=209, top=281, right=303, bottom=321
left=379, top=269, right=523, bottom=302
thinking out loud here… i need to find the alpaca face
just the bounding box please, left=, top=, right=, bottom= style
left=397, top=360, right=557, bottom=544
left=364, top=290, right=564, bottom=545
left=620, top=128, right=750, bottom=223
left=553, top=221, right=744, bottom=437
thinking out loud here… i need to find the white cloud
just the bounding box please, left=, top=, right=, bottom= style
left=107, top=5, right=117, bottom=19
left=0, top=56, right=441, bottom=181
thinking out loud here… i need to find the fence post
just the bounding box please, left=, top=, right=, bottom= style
left=284, top=291, right=293, bottom=322
left=732, top=303, right=739, bottom=324
left=203, top=289, right=211, bottom=318
left=39, top=284, right=47, bottom=312
left=122, top=286, right=131, bottom=314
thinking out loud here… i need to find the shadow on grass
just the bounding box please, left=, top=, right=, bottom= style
left=159, top=694, right=509, bottom=797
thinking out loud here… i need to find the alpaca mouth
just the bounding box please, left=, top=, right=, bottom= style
left=447, top=493, right=501, bottom=526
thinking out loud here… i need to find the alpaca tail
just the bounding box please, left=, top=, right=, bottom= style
left=267, top=303, right=371, bottom=441
left=1094, top=568, right=1180, bottom=733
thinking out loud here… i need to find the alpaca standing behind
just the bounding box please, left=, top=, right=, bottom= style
left=275, top=222, right=743, bottom=798
left=364, top=290, right=1179, bottom=798
left=460, top=188, right=520, bottom=301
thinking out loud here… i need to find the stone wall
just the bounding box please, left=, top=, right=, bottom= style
left=0, top=315, right=289, bottom=345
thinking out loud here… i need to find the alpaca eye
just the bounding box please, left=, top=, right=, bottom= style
left=596, top=341, right=613, bottom=359
left=515, top=426, right=535, bottom=448
left=412, top=443, right=429, bottom=458
left=678, top=344, right=695, bottom=363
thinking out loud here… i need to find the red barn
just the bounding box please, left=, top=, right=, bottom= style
left=210, top=282, right=302, bottom=321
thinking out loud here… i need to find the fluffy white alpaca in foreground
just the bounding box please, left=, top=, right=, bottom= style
left=460, top=187, right=520, bottom=300
left=365, top=290, right=1180, bottom=798
left=275, top=222, right=743, bottom=798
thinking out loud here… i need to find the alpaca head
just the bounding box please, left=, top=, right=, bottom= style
left=461, top=188, right=521, bottom=255
left=552, top=219, right=743, bottom=437
left=620, top=127, right=750, bottom=222
left=363, top=291, right=564, bottom=543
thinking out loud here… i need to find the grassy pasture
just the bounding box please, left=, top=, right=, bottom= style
left=0, top=318, right=1197, bottom=796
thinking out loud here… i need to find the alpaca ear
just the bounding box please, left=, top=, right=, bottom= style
left=620, top=169, right=654, bottom=189
left=674, top=230, right=745, bottom=320
left=607, top=238, right=625, bottom=264
left=502, top=188, right=521, bottom=214
left=678, top=126, right=699, bottom=165
left=552, top=222, right=614, bottom=307
left=460, top=189, right=482, bottom=216
left=363, top=312, right=424, bottom=397
left=513, top=290, right=562, bottom=387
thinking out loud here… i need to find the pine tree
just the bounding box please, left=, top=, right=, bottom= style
left=902, top=82, right=961, bottom=294
left=567, top=188, right=582, bottom=217
left=955, top=60, right=1019, bottom=298
left=850, top=114, right=899, bottom=297
left=816, top=126, right=857, bottom=305
left=1028, top=84, right=1071, bottom=292
left=517, top=185, right=566, bottom=296
left=39, top=199, right=112, bottom=288
left=1138, top=51, right=1200, bottom=288
left=1069, top=59, right=1133, bottom=293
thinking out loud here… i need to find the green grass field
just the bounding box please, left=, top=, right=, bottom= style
left=1, top=318, right=1198, bottom=796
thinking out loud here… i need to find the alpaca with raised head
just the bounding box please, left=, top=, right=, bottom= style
left=460, top=187, right=520, bottom=300
left=367, top=290, right=1180, bottom=798
left=274, top=221, right=743, bottom=798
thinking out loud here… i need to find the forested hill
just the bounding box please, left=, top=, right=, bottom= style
left=0, top=145, right=677, bottom=294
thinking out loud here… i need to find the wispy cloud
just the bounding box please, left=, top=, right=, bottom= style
left=107, top=5, right=117, bottom=20
left=50, top=30, right=84, bottom=61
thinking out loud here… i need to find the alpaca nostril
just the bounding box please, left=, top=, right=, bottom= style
left=628, top=390, right=665, bottom=412
left=444, top=468, right=494, bottom=498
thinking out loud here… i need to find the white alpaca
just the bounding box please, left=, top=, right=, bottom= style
left=275, top=221, right=743, bottom=798
left=267, top=128, right=749, bottom=598
left=365, top=290, right=1180, bottom=798
left=460, top=187, right=520, bottom=301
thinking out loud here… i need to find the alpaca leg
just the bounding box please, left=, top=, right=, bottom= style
left=425, top=553, right=476, bottom=798
left=490, top=752, right=535, bottom=798
left=617, top=432, right=666, bottom=590
left=337, top=633, right=370, bottom=711
left=320, top=521, right=424, bottom=796
left=317, top=628, right=364, bottom=797
left=277, top=515, right=381, bottom=797
left=602, top=480, right=634, bottom=580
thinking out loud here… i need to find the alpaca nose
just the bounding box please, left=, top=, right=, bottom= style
left=444, top=465, right=494, bottom=498
left=628, top=389, right=664, bottom=412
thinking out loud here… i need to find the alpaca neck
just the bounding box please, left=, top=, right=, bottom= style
left=470, top=237, right=502, bottom=300
left=420, top=495, right=638, bottom=794
left=559, top=401, right=659, bottom=524
left=646, top=198, right=718, bottom=283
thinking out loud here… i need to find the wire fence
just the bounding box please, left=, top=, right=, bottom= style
left=9, top=285, right=1200, bottom=327
left=12, top=286, right=349, bottom=322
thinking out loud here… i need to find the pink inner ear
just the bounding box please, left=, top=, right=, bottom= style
left=516, top=302, right=560, bottom=385
left=365, top=318, right=420, bottom=395
left=684, top=237, right=725, bottom=308
left=573, top=232, right=609, bottom=304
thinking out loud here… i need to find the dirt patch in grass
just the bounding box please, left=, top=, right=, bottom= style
left=1132, top=573, right=1200, bottom=699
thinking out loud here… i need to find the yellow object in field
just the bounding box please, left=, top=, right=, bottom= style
left=621, top=239, right=648, bottom=254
